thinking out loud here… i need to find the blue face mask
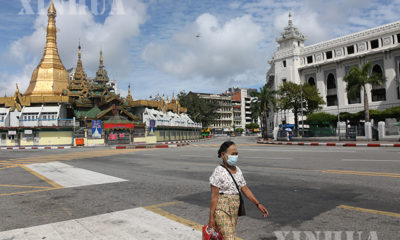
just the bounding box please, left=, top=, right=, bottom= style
left=227, top=155, right=238, bottom=166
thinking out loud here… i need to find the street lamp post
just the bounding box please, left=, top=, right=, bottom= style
left=300, top=83, right=304, bottom=137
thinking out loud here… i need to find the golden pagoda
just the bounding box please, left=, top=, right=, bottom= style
left=24, top=0, right=69, bottom=97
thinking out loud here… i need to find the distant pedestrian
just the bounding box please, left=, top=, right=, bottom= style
left=286, top=131, right=290, bottom=141
left=208, top=141, right=269, bottom=240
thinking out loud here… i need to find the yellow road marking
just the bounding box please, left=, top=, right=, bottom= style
left=338, top=205, right=400, bottom=218
left=0, top=165, right=19, bottom=170
left=19, top=165, right=63, bottom=189
left=323, top=170, right=400, bottom=178
left=144, top=201, right=183, bottom=208
left=0, top=188, right=58, bottom=197
left=0, top=184, right=52, bottom=189
left=144, top=201, right=243, bottom=240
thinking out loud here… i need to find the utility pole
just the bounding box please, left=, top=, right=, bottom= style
left=300, top=83, right=304, bottom=137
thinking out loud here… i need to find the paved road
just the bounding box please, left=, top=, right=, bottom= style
left=0, top=137, right=399, bottom=239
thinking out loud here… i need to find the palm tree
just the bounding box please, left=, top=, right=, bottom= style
left=250, top=84, right=276, bottom=139
left=343, top=62, right=386, bottom=122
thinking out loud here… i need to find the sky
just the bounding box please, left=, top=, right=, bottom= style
left=0, top=0, right=399, bottom=100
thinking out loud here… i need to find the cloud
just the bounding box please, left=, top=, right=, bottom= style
left=0, top=62, right=35, bottom=96
left=142, top=13, right=266, bottom=86
left=2, top=0, right=147, bottom=95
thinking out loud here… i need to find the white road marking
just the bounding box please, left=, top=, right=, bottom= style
left=246, top=156, right=294, bottom=160
left=342, top=159, right=400, bottom=162
left=240, top=148, right=356, bottom=153
left=0, top=207, right=201, bottom=240
left=25, top=162, right=127, bottom=188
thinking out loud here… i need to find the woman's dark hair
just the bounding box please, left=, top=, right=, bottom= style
left=218, top=141, right=235, bottom=158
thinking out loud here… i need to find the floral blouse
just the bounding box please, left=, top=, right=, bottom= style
left=209, top=165, right=247, bottom=195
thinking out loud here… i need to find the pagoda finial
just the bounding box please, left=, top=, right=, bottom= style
left=16, top=83, right=20, bottom=92
left=288, top=12, right=293, bottom=26
left=48, top=0, right=56, bottom=16
left=128, top=83, right=131, bottom=96
left=172, top=91, right=175, bottom=100
left=100, top=50, right=104, bottom=68
left=78, top=42, right=82, bottom=59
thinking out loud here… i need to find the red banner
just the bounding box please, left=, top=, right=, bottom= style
left=104, top=123, right=134, bottom=129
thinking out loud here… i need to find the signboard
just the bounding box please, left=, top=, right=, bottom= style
left=148, top=119, right=156, bottom=135
left=24, top=130, right=33, bottom=135
left=92, top=120, right=102, bottom=138
left=8, top=131, right=16, bottom=136
left=104, top=123, right=134, bottom=129
left=109, top=134, right=117, bottom=140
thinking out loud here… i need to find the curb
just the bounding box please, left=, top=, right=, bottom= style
left=161, top=139, right=208, bottom=145
left=257, top=140, right=400, bottom=148
left=0, top=146, right=72, bottom=150
left=114, top=142, right=191, bottom=150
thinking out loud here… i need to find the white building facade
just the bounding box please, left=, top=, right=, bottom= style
left=267, top=14, right=400, bottom=136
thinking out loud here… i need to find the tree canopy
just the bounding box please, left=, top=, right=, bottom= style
left=250, top=84, right=276, bottom=138
left=278, top=82, right=325, bottom=133
left=343, top=62, right=386, bottom=122
left=177, top=91, right=219, bottom=127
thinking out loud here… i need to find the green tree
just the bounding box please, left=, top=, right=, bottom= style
left=177, top=91, right=219, bottom=127
left=250, top=84, right=276, bottom=138
left=278, top=82, right=325, bottom=134
left=343, top=62, right=386, bottom=122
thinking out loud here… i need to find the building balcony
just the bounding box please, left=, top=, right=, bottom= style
left=18, top=119, right=76, bottom=128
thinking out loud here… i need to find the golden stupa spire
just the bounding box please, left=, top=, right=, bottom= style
left=100, top=50, right=104, bottom=68
left=24, top=0, right=69, bottom=97
left=128, top=83, right=132, bottom=96
left=73, top=42, right=87, bottom=82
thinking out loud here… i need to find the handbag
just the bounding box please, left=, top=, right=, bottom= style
left=220, top=165, right=246, bottom=216
left=202, top=225, right=224, bottom=240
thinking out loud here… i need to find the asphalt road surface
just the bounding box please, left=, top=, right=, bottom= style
left=0, top=137, right=399, bottom=240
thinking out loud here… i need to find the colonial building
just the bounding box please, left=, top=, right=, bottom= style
left=194, top=88, right=258, bottom=134
left=267, top=13, right=400, bottom=136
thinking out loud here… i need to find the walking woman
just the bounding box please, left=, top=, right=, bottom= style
left=208, top=141, right=269, bottom=240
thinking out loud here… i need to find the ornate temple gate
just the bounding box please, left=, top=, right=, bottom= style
left=104, top=122, right=134, bottom=145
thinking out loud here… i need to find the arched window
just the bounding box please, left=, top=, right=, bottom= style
left=327, top=73, right=336, bottom=89
left=371, top=64, right=386, bottom=102
left=308, top=77, right=315, bottom=86
left=372, top=64, right=383, bottom=75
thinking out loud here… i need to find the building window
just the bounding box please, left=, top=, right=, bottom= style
left=327, top=73, right=336, bottom=89
left=347, top=45, right=355, bottom=54
left=308, top=77, right=315, bottom=86
left=327, top=95, right=338, bottom=106
left=397, top=34, right=400, bottom=43
left=371, top=89, right=386, bottom=101
left=370, top=39, right=379, bottom=49
left=371, top=64, right=386, bottom=102
left=397, top=86, right=400, bottom=99
left=283, top=60, right=287, bottom=68
left=326, top=51, right=333, bottom=59
left=307, top=56, right=313, bottom=64
left=348, top=91, right=361, bottom=104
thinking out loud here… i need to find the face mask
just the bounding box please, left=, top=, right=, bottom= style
left=227, top=155, right=238, bottom=166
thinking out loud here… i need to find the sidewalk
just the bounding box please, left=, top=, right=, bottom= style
left=257, top=139, right=400, bottom=147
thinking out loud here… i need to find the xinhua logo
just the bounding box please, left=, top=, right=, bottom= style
left=273, top=231, right=379, bottom=240
left=19, top=0, right=126, bottom=15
